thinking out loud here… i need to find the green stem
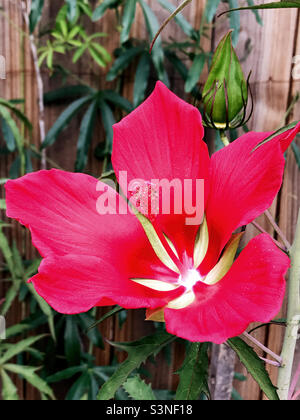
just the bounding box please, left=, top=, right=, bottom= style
left=277, top=209, right=300, bottom=400
left=219, top=130, right=230, bottom=147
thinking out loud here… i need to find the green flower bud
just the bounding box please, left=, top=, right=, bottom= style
left=202, top=31, right=249, bottom=129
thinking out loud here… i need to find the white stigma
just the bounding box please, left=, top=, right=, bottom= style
left=178, top=269, right=203, bottom=291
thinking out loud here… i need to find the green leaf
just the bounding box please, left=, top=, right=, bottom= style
left=0, top=105, right=25, bottom=165
left=0, top=334, right=46, bottom=365
left=1, top=369, right=19, bottom=400
left=75, top=99, right=98, bottom=171
left=64, top=316, right=81, bottom=366
left=204, top=0, right=222, bottom=22
left=97, top=331, right=176, bottom=400
left=157, top=0, right=197, bottom=39
left=228, top=0, right=240, bottom=47
left=0, top=284, right=20, bottom=316
left=220, top=0, right=300, bottom=17
left=26, top=282, right=56, bottom=341
left=123, top=375, right=156, bottom=400
left=90, top=43, right=112, bottom=64
left=29, top=0, right=45, bottom=33
left=66, top=372, right=90, bottom=400
left=149, top=0, right=193, bottom=55
left=44, top=85, right=94, bottom=104
left=106, top=46, right=145, bottom=81
left=86, top=306, right=124, bottom=332
left=0, top=99, right=32, bottom=130
left=232, top=388, right=244, bottom=400
left=42, top=95, right=93, bottom=148
left=3, top=364, right=55, bottom=399
left=252, top=121, right=299, bottom=151
left=73, top=44, right=89, bottom=63
left=121, top=0, right=137, bottom=44
left=133, top=52, right=151, bottom=107
left=1, top=117, right=16, bottom=152
left=47, top=366, right=85, bottom=383
left=0, top=225, right=17, bottom=281
left=292, top=140, right=300, bottom=169
left=165, top=51, right=189, bottom=80
left=88, top=45, right=107, bottom=67
left=228, top=337, right=279, bottom=400
left=246, top=0, right=263, bottom=25
left=77, top=312, right=104, bottom=349
left=175, top=342, right=210, bottom=400
left=185, top=53, right=206, bottom=93
left=99, top=99, right=116, bottom=153
left=92, top=0, right=119, bottom=21
left=65, top=0, right=77, bottom=22
left=139, top=0, right=169, bottom=85
left=102, top=90, right=133, bottom=113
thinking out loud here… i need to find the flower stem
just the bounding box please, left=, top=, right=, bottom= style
left=277, top=209, right=300, bottom=400
left=264, top=209, right=291, bottom=250
left=288, top=358, right=300, bottom=399
left=219, top=130, right=230, bottom=147
left=243, top=331, right=282, bottom=365
left=251, top=221, right=287, bottom=252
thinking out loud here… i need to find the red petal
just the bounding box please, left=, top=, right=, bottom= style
left=31, top=254, right=181, bottom=314
left=112, top=82, right=210, bottom=257
left=277, top=122, right=300, bottom=152
left=202, top=125, right=299, bottom=272
left=165, top=234, right=289, bottom=344
left=6, top=169, right=181, bottom=312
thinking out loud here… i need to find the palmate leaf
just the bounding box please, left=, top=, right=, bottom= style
left=123, top=375, right=156, bottom=400
left=175, top=342, right=210, bottom=400
left=97, top=331, right=176, bottom=400
left=1, top=369, right=19, bottom=400
left=0, top=334, right=46, bottom=365
left=44, top=85, right=95, bottom=104
left=42, top=95, right=93, bottom=148
left=102, top=90, right=133, bottom=113
left=47, top=365, right=86, bottom=383
left=228, top=337, right=279, bottom=400
left=3, top=364, right=55, bottom=400
left=106, top=46, right=145, bottom=82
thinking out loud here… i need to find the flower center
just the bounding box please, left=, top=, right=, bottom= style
left=178, top=269, right=203, bottom=291
left=129, top=180, right=159, bottom=218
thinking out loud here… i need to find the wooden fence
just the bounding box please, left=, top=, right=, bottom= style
left=0, top=0, right=299, bottom=400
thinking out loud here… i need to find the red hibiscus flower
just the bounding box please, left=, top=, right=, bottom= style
left=5, top=82, right=299, bottom=344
